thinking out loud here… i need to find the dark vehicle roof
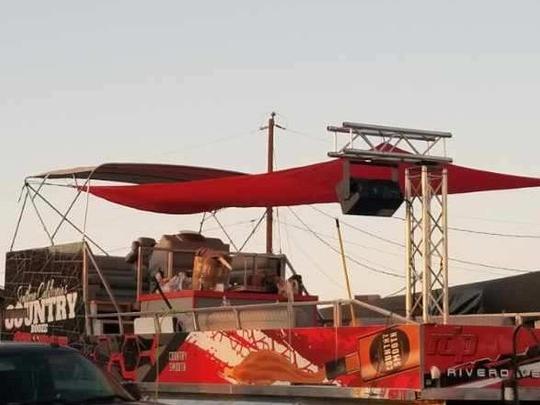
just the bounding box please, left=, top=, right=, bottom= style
left=0, top=342, right=158, bottom=404
left=0, top=342, right=76, bottom=354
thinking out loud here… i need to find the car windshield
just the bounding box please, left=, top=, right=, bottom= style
left=0, top=348, right=132, bottom=404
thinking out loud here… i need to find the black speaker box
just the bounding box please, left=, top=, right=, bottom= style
left=336, top=162, right=404, bottom=217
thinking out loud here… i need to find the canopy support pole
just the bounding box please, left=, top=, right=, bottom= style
left=25, top=182, right=108, bottom=255
left=26, top=178, right=55, bottom=246
left=51, top=175, right=92, bottom=240
left=84, top=243, right=124, bottom=335
left=238, top=212, right=266, bottom=252
left=211, top=212, right=239, bottom=251
left=9, top=187, right=29, bottom=252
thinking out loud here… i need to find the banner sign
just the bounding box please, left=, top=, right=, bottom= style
left=4, top=279, right=78, bottom=333
left=3, top=244, right=84, bottom=339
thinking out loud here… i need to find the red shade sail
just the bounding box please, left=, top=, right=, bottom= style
left=82, top=159, right=540, bottom=215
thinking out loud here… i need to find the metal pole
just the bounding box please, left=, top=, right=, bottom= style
left=83, top=179, right=91, bottom=239
left=51, top=176, right=91, bottom=239
left=27, top=184, right=55, bottom=246
left=167, top=251, right=173, bottom=279
left=333, top=302, right=342, bottom=327
left=9, top=188, right=29, bottom=252
left=25, top=183, right=108, bottom=255
left=266, top=112, right=275, bottom=254
left=238, top=212, right=266, bottom=252
left=335, top=219, right=357, bottom=326
left=136, top=245, right=143, bottom=301
left=211, top=212, right=239, bottom=251
left=82, top=244, right=92, bottom=335
left=421, top=166, right=431, bottom=323
left=404, top=168, right=413, bottom=320
left=442, top=168, right=449, bottom=324
left=85, top=244, right=124, bottom=334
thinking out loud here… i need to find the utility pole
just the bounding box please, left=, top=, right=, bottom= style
left=260, top=112, right=284, bottom=254
left=266, top=112, right=275, bottom=254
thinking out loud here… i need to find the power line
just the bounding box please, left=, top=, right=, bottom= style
left=450, top=258, right=531, bottom=274
left=282, top=217, right=514, bottom=276
left=283, top=224, right=345, bottom=292
left=282, top=127, right=329, bottom=144
left=282, top=214, right=403, bottom=275
left=311, top=206, right=538, bottom=274
left=391, top=216, right=540, bottom=239
left=277, top=219, right=403, bottom=263
left=311, top=206, right=404, bottom=247
left=202, top=218, right=260, bottom=232
left=383, top=286, right=406, bottom=298
left=148, top=129, right=259, bottom=160
left=281, top=221, right=403, bottom=257
left=287, top=208, right=404, bottom=279
left=449, top=226, right=540, bottom=239
left=452, top=214, right=540, bottom=227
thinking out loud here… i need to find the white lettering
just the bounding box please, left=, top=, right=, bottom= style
left=168, top=351, right=187, bottom=361
left=169, top=362, right=186, bottom=372
left=24, top=302, right=33, bottom=326
left=55, top=295, right=67, bottom=321
left=4, top=305, right=14, bottom=330
left=34, top=300, right=46, bottom=324
left=13, top=303, right=24, bottom=329
left=66, top=292, right=77, bottom=319
left=31, top=324, right=48, bottom=333
left=44, top=297, right=55, bottom=323
left=5, top=286, right=79, bottom=331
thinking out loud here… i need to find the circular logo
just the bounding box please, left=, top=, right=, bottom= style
left=369, top=328, right=410, bottom=374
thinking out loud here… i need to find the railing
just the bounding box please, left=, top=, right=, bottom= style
left=88, top=298, right=416, bottom=334
left=432, top=312, right=540, bottom=326
left=86, top=288, right=540, bottom=335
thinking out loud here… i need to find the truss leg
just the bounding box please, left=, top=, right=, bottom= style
left=405, top=166, right=449, bottom=324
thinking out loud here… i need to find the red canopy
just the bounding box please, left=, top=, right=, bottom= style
left=83, top=159, right=540, bottom=214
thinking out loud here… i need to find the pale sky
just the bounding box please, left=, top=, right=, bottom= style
left=1, top=0, right=539, bottom=299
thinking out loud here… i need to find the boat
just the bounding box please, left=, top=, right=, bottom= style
left=3, top=119, right=540, bottom=404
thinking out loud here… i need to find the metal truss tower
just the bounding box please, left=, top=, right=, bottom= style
left=327, top=121, right=452, bottom=324
left=405, top=166, right=449, bottom=323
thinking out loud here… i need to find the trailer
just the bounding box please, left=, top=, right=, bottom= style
left=3, top=120, right=540, bottom=403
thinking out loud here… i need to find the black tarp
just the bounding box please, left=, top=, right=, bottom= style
left=357, top=270, right=540, bottom=317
